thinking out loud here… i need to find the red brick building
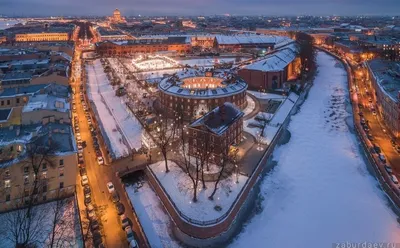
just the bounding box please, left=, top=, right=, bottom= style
left=188, top=102, right=244, bottom=163
left=95, top=37, right=191, bottom=56
left=238, top=47, right=300, bottom=91
left=158, top=71, right=247, bottom=121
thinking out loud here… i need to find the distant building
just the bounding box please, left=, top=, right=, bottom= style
left=109, top=8, right=126, bottom=24
left=96, top=27, right=131, bottom=41
left=95, top=37, right=191, bottom=56
left=238, top=45, right=300, bottom=91
left=366, top=59, right=400, bottom=138
left=188, top=102, right=243, bottom=163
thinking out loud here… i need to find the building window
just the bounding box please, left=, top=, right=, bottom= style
left=7, top=100, right=10, bottom=105
left=59, top=182, right=64, bottom=189
left=59, top=159, right=64, bottom=166
left=24, top=166, right=29, bottom=175
left=24, top=189, right=29, bottom=197
left=1, top=101, right=3, bottom=106
left=59, top=168, right=64, bottom=177
left=42, top=171, right=47, bottom=179
left=16, top=98, right=20, bottom=104
left=6, top=194, right=10, bottom=202
left=4, top=180, right=10, bottom=188
left=5, top=169, right=10, bottom=178
left=43, top=184, right=47, bottom=192
left=42, top=163, right=47, bottom=171
left=43, top=195, right=47, bottom=201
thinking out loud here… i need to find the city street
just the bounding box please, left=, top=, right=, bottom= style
left=349, top=62, right=400, bottom=177
left=72, top=48, right=149, bottom=248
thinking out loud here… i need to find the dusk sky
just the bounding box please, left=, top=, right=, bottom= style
left=0, top=0, right=399, bottom=16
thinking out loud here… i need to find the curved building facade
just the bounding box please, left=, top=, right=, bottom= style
left=158, top=70, right=247, bottom=120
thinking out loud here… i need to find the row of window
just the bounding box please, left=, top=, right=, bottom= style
left=4, top=182, right=65, bottom=203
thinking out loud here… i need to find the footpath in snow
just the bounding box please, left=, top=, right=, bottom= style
left=126, top=182, right=181, bottom=248
left=86, top=60, right=143, bottom=158
left=231, top=52, right=400, bottom=248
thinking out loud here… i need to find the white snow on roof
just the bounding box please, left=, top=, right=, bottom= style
left=22, top=94, right=70, bottom=113
left=215, top=35, right=292, bottom=46
left=244, top=48, right=297, bottom=72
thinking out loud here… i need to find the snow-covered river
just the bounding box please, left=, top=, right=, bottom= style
left=230, top=52, right=400, bottom=248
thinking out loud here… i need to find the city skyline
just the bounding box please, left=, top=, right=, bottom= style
left=0, top=0, right=399, bottom=17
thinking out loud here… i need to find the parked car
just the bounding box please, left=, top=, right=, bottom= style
left=84, top=185, right=91, bottom=195
left=115, top=202, right=125, bottom=215
left=125, top=226, right=136, bottom=244
left=373, top=144, right=381, bottom=154
left=391, top=139, right=396, bottom=147
left=129, top=239, right=138, bottom=248
left=90, top=219, right=100, bottom=231
left=120, top=214, right=130, bottom=229
left=107, top=182, right=115, bottom=193
left=367, top=133, right=373, bottom=140
left=84, top=194, right=91, bottom=205
left=390, top=175, right=399, bottom=184
left=97, top=157, right=104, bottom=165
left=384, top=165, right=393, bottom=174
left=81, top=175, right=89, bottom=186
left=378, top=154, right=386, bottom=163
left=111, top=191, right=120, bottom=203
left=372, top=111, right=377, bottom=116
left=396, top=146, right=400, bottom=154
left=80, top=167, right=87, bottom=176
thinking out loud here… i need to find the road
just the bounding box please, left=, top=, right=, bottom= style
left=348, top=61, right=400, bottom=176
left=72, top=48, right=149, bottom=248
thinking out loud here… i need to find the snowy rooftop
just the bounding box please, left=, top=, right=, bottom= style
left=159, top=69, right=247, bottom=99
left=0, top=122, right=76, bottom=168
left=367, top=59, right=400, bottom=103
left=215, top=34, right=292, bottom=46
left=244, top=47, right=297, bottom=72
left=190, top=102, right=244, bottom=136
left=22, top=94, right=70, bottom=113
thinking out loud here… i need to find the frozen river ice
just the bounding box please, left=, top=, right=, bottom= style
left=230, top=51, right=400, bottom=248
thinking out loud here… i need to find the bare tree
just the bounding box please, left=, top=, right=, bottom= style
left=1, top=137, right=59, bottom=247
left=209, top=149, right=236, bottom=201
left=255, top=112, right=269, bottom=137
left=153, top=110, right=177, bottom=173
left=193, top=131, right=211, bottom=189
left=48, top=191, right=76, bottom=248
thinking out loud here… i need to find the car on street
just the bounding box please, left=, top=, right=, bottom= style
left=391, top=140, right=396, bottom=147
left=116, top=202, right=125, bottom=215
left=385, top=165, right=393, bottom=174
left=84, top=194, right=91, bottom=205
left=372, top=111, right=377, bottom=116
left=81, top=175, right=89, bottom=186
left=367, top=133, right=373, bottom=140
left=120, top=214, right=130, bottom=229
left=97, top=156, right=104, bottom=165
left=390, top=175, right=399, bottom=184
left=378, top=154, right=386, bottom=163
left=373, top=144, right=381, bottom=153
left=125, top=226, right=136, bottom=244
left=84, top=185, right=91, bottom=195
left=107, top=182, right=115, bottom=193
left=90, top=219, right=100, bottom=231
left=129, top=239, right=138, bottom=248
left=396, top=146, right=400, bottom=154
left=368, top=97, right=372, bottom=103
left=80, top=167, right=87, bottom=176
left=111, top=191, right=120, bottom=203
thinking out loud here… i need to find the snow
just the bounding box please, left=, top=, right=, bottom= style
left=149, top=161, right=248, bottom=222
left=177, top=57, right=244, bottom=67
left=247, top=90, right=286, bottom=100
left=126, top=182, right=181, bottom=248
left=86, top=59, right=143, bottom=158
left=0, top=20, right=21, bottom=30
left=242, top=95, right=256, bottom=116
left=244, top=48, right=296, bottom=72
left=0, top=197, right=82, bottom=248
left=231, top=52, right=400, bottom=248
